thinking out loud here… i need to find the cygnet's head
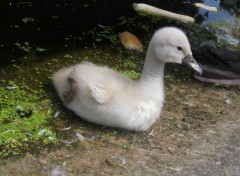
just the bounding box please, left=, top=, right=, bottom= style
left=149, top=27, right=202, bottom=74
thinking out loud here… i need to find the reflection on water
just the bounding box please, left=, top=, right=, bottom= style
left=198, top=0, right=236, bottom=24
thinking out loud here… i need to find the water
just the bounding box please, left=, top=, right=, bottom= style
left=0, top=0, right=239, bottom=66
left=197, top=0, right=236, bottom=24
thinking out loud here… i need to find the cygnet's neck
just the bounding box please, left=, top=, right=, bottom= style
left=140, top=46, right=165, bottom=82
left=138, top=45, right=165, bottom=96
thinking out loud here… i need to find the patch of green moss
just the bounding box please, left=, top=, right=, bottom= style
left=14, top=42, right=31, bottom=53
left=90, top=27, right=119, bottom=47
left=0, top=80, right=57, bottom=157
left=113, top=59, right=141, bottom=79
left=64, top=54, right=73, bottom=59
left=122, top=59, right=137, bottom=69
left=121, top=70, right=140, bottom=79
left=36, top=47, right=47, bottom=53
left=209, top=21, right=230, bottom=29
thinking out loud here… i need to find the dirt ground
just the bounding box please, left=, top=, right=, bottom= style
left=0, top=67, right=239, bottom=176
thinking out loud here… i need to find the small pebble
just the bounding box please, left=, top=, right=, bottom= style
left=48, top=166, right=66, bottom=176
left=16, top=105, right=22, bottom=110
left=38, top=129, right=52, bottom=136
left=60, top=126, right=71, bottom=131
left=224, top=99, right=231, bottom=104
left=117, top=156, right=126, bottom=165
left=75, top=133, right=85, bottom=140
left=61, top=139, right=75, bottom=145
left=54, top=111, right=60, bottom=118
left=6, top=85, right=17, bottom=90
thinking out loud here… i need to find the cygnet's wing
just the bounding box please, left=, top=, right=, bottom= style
left=69, top=63, right=134, bottom=104
left=89, top=84, right=111, bottom=104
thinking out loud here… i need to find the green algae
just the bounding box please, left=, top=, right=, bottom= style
left=0, top=80, right=57, bottom=157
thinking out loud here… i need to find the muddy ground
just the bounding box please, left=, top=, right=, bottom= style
left=0, top=58, right=239, bottom=176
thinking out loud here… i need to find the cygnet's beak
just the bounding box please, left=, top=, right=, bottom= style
left=182, top=55, right=203, bottom=75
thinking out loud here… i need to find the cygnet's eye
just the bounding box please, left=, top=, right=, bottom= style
left=177, top=46, right=183, bottom=51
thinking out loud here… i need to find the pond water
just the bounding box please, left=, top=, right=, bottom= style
left=198, top=0, right=237, bottom=24
left=0, top=0, right=238, bottom=66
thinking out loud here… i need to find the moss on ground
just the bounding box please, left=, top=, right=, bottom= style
left=0, top=80, right=57, bottom=157
left=114, top=58, right=142, bottom=79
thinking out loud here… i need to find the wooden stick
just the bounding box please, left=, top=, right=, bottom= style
left=195, top=3, right=218, bottom=13
left=133, top=3, right=195, bottom=23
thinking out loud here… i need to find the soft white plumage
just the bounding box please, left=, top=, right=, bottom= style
left=52, top=27, right=202, bottom=131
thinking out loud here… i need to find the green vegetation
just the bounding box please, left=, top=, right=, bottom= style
left=91, top=26, right=119, bottom=47
left=234, top=7, right=240, bottom=14
left=209, top=21, right=230, bottom=29
left=14, top=42, right=31, bottom=53
left=14, top=42, right=47, bottom=56
left=122, top=59, right=137, bottom=69
left=36, top=47, right=47, bottom=52
left=121, top=70, right=140, bottom=79
left=64, top=54, right=73, bottom=59
left=0, top=80, right=57, bottom=157
left=113, top=59, right=141, bottom=79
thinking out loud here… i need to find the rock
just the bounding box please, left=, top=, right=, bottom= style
left=48, top=166, right=66, bottom=176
